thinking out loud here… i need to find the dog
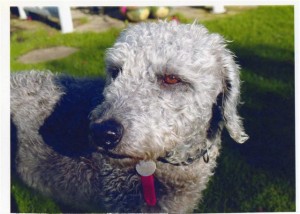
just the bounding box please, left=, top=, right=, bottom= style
left=11, top=21, right=248, bottom=212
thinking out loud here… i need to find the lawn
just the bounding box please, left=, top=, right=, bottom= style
left=10, top=6, right=295, bottom=212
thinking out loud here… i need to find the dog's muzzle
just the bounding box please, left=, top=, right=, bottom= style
left=90, top=119, right=211, bottom=165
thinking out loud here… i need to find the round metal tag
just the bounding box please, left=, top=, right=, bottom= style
left=136, top=160, right=156, bottom=176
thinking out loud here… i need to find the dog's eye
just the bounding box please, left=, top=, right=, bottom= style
left=163, top=74, right=181, bottom=84
left=107, top=66, right=122, bottom=80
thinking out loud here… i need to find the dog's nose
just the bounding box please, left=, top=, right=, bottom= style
left=90, top=119, right=124, bottom=150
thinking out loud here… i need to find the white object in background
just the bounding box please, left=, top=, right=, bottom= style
left=58, top=5, right=73, bottom=33
left=212, top=5, right=226, bottom=14
left=18, top=7, right=27, bottom=19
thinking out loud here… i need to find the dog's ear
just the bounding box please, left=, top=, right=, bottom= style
left=220, top=50, right=249, bottom=144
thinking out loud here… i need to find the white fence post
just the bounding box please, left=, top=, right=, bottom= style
left=58, top=5, right=73, bottom=33
left=212, top=5, right=226, bottom=14
left=18, top=7, right=27, bottom=19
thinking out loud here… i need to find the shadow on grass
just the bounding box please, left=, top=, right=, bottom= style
left=236, top=44, right=294, bottom=179
left=235, top=44, right=294, bottom=83
left=240, top=88, right=295, bottom=176
left=197, top=44, right=295, bottom=212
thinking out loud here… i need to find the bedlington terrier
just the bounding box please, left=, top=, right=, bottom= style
left=11, top=21, right=248, bottom=213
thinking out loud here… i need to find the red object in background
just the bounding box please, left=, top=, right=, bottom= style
left=120, top=7, right=127, bottom=15
left=171, top=16, right=180, bottom=23
left=141, top=175, right=157, bottom=206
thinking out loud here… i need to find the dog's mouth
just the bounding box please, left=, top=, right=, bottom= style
left=96, top=146, right=165, bottom=165
left=90, top=120, right=208, bottom=165
left=96, top=146, right=134, bottom=160
left=96, top=145, right=210, bottom=166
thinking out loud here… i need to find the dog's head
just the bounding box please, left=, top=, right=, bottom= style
left=89, top=21, right=248, bottom=164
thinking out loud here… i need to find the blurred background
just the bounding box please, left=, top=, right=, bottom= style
left=10, top=5, right=295, bottom=212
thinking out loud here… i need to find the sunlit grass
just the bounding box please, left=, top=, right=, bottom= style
left=11, top=27, right=121, bottom=77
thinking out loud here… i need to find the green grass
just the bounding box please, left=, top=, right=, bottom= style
left=11, top=176, right=61, bottom=213
left=203, top=6, right=294, bottom=97
left=10, top=6, right=295, bottom=212
left=11, top=27, right=121, bottom=77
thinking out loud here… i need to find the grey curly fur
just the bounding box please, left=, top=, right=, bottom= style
left=11, top=21, right=248, bottom=213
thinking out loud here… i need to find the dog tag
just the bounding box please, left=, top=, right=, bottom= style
left=136, top=160, right=157, bottom=206
left=136, top=160, right=156, bottom=176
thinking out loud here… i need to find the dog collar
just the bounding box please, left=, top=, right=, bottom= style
left=135, top=145, right=212, bottom=207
